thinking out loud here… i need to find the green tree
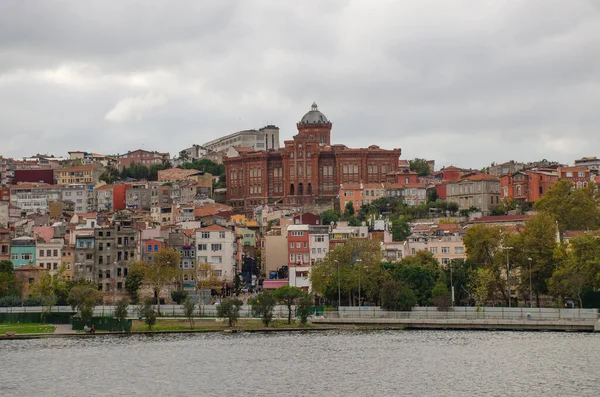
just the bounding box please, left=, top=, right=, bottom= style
left=68, top=285, right=102, bottom=326
left=273, top=286, right=304, bottom=324
left=217, top=297, right=243, bottom=327
left=409, top=158, right=431, bottom=176
left=380, top=279, right=417, bottom=311
left=463, top=224, right=509, bottom=304
left=296, top=292, right=314, bottom=325
left=133, top=248, right=181, bottom=314
left=310, top=238, right=383, bottom=305
left=251, top=291, right=276, bottom=327
left=519, top=212, right=558, bottom=306
left=469, top=268, right=495, bottom=308
left=139, top=299, right=157, bottom=330
left=431, top=282, right=451, bottom=311
left=395, top=265, right=437, bottom=305
left=534, top=180, right=600, bottom=233
left=344, top=201, right=355, bottom=218
left=125, top=265, right=145, bottom=304
left=170, top=290, right=188, bottom=304
left=320, top=209, right=340, bottom=225
left=182, top=296, right=196, bottom=329
left=114, top=297, right=129, bottom=332
left=0, top=260, right=20, bottom=298
left=391, top=218, right=410, bottom=242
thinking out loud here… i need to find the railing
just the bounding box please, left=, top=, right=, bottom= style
left=321, top=306, right=598, bottom=322
left=1, top=305, right=596, bottom=322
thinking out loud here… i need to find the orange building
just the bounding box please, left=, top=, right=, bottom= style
left=500, top=170, right=559, bottom=203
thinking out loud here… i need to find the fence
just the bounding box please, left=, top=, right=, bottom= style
left=1, top=305, right=597, bottom=322
left=0, top=305, right=298, bottom=319
left=327, top=306, right=599, bottom=322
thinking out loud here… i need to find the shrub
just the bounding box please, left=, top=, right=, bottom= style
left=0, top=296, right=22, bottom=307
left=217, top=297, right=243, bottom=327
left=296, top=293, right=314, bottom=325
left=251, top=291, right=276, bottom=327
left=23, top=296, right=45, bottom=306
left=380, top=280, right=417, bottom=311
left=170, top=290, right=189, bottom=304
left=139, top=299, right=157, bottom=330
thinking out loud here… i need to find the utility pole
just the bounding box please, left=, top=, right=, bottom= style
left=528, top=257, right=533, bottom=308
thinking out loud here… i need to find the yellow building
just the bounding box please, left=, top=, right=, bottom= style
left=56, top=164, right=103, bottom=185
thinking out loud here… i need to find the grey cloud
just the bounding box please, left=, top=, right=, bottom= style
left=0, top=0, right=599, bottom=168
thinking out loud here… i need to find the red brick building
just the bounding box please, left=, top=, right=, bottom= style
left=500, top=170, right=559, bottom=203
left=557, top=167, right=591, bottom=188
left=118, top=149, right=170, bottom=170
left=13, top=169, right=55, bottom=185
left=224, top=103, right=401, bottom=209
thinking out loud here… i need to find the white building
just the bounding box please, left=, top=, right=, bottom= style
left=203, top=125, right=280, bottom=153
left=9, top=183, right=62, bottom=213
left=178, top=145, right=208, bottom=162
left=309, top=228, right=330, bottom=265
left=36, top=238, right=64, bottom=274
left=195, top=224, right=238, bottom=282
left=62, top=184, right=95, bottom=213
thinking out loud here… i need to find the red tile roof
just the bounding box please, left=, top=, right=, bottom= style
left=199, top=224, right=231, bottom=232
left=464, top=174, right=499, bottom=181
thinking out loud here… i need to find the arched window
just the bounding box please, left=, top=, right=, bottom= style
left=290, top=184, right=295, bottom=195
left=298, top=183, right=304, bottom=196
left=308, top=183, right=313, bottom=195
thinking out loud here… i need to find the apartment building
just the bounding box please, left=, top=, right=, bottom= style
left=557, top=167, right=591, bottom=188
left=94, top=219, right=137, bottom=296
left=56, top=164, right=103, bottom=185
left=203, top=125, right=280, bottom=153
left=195, top=225, right=238, bottom=282
left=118, top=149, right=170, bottom=170
left=36, top=238, right=64, bottom=274
left=500, top=170, right=558, bottom=203
left=62, top=184, right=95, bottom=213
left=10, top=183, right=62, bottom=213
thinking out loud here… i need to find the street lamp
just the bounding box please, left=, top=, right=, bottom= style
left=503, top=247, right=513, bottom=307
left=527, top=257, right=533, bottom=308
left=334, top=259, right=340, bottom=309
left=356, top=258, right=362, bottom=309
left=449, top=260, right=454, bottom=306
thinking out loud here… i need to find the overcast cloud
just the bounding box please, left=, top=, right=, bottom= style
left=1, top=0, right=599, bottom=168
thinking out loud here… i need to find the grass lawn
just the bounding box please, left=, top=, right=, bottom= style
left=131, top=318, right=316, bottom=332
left=0, top=323, right=56, bottom=334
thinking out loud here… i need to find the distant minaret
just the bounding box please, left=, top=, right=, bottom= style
left=555, top=220, right=561, bottom=244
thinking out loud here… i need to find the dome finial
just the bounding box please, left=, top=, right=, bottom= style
left=311, top=101, right=318, bottom=110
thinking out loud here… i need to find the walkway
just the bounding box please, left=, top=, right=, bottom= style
left=53, top=324, right=76, bottom=334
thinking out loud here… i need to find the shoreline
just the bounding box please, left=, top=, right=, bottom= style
left=2, top=320, right=599, bottom=340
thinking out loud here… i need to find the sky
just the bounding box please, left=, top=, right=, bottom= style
left=1, top=0, right=599, bottom=169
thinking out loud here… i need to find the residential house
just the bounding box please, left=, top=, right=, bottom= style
left=36, top=238, right=64, bottom=274
left=0, top=228, right=11, bottom=261
left=573, top=156, right=600, bottom=173
left=118, top=149, right=170, bottom=170
left=557, top=167, right=591, bottom=188
left=385, top=183, right=427, bottom=206
left=500, top=170, right=558, bottom=203
left=95, top=184, right=129, bottom=212
left=10, top=236, right=37, bottom=267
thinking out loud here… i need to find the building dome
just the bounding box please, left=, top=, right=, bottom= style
left=299, top=102, right=329, bottom=124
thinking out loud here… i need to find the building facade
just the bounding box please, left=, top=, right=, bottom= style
left=203, top=125, right=280, bottom=154
left=56, top=164, right=103, bottom=185
left=195, top=225, right=238, bottom=282
left=225, top=104, right=401, bottom=209
left=446, top=175, right=501, bottom=215
left=10, top=236, right=36, bottom=267
left=10, top=183, right=62, bottom=213
left=500, top=170, right=559, bottom=203
left=118, top=149, right=170, bottom=170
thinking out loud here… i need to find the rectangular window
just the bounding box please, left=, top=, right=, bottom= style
left=211, top=244, right=222, bottom=251
left=219, top=231, right=226, bottom=239
left=39, top=250, right=44, bottom=257
left=455, top=247, right=465, bottom=254
left=211, top=256, right=222, bottom=264
left=147, top=245, right=152, bottom=252
left=198, top=244, right=207, bottom=251
left=154, top=245, right=158, bottom=252
left=290, top=253, right=294, bottom=262
left=290, top=243, right=294, bottom=248
left=296, top=242, right=301, bottom=248
left=441, top=247, right=450, bottom=253
left=201, top=232, right=210, bottom=239
left=303, top=254, right=309, bottom=262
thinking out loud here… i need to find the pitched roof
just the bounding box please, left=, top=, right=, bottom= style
left=464, top=174, right=499, bottom=181
left=199, top=224, right=231, bottom=232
